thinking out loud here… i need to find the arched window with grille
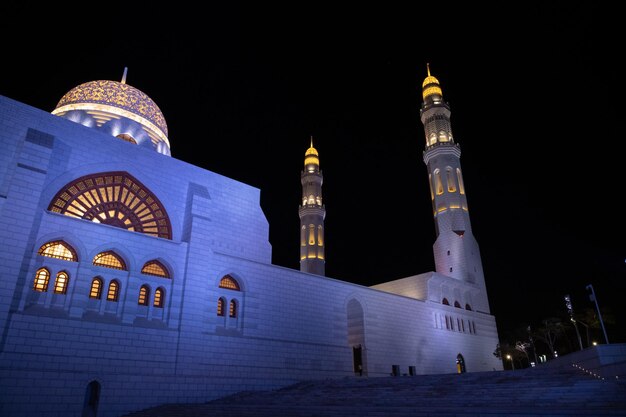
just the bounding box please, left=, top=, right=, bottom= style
left=217, top=297, right=226, bottom=316
left=107, top=280, right=120, bottom=301
left=53, top=271, right=69, bottom=294
left=38, top=240, right=78, bottom=261
left=153, top=287, right=164, bottom=308
left=33, top=268, right=50, bottom=292
left=219, top=275, right=240, bottom=291
left=141, top=260, right=170, bottom=278
left=93, top=251, right=127, bottom=270
left=89, top=278, right=103, bottom=299
left=138, top=285, right=150, bottom=306
left=229, top=299, right=237, bottom=318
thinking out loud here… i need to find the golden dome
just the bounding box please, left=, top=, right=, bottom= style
left=52, top=79, right=169, bottom=153
left=304, top=136, right=319, bottom=167
left=305, top=146, right=319, bottom=157
left=422, top=63, right=443, bottom=101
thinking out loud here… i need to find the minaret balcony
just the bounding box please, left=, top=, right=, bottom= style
left=423, top=142, right=461, bottom=163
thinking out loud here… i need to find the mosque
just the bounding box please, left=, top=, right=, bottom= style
left=0, top=66, right=502, bottom=417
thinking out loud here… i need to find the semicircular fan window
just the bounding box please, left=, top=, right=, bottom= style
left=48, top=171, right=172, bottom=239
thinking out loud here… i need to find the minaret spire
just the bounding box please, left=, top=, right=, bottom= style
left=121, top=67, right=128, bottom=84
left=299, top=137, right=326, bottom=276
left=419, top=65, right=491, bottom=314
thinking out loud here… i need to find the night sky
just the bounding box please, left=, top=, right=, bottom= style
left=2, top=3, right=624, bottom=344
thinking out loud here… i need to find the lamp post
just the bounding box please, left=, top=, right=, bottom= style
left=586, top=284, right=609, bottom=344
left=564, top=294, right=583, bottom=350
left=506, top=354, right=515, bottom=370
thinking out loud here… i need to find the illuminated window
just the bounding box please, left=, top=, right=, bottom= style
left=465, top=304, right=472, bottom=311
left=93, top=251, right=126, bottom=270
left=457, top=168, right=465, bottom=194
left=141, top=260, right=170, bottom=278
left=434, top=170, right=443, bottom=195
left=53, top=272, right=69, bottom=294
left=89, top=278, right=102, bottom=299
left=107, top=280, right=120, bottom=301
left=442, top=298, right=449, bottom=305
left=153, top=287, right=164, bottom=308
left=446, top=167, right=456, bottom=192
left=116, top=133, right=137, bottom=144
left=301, top=226, right=306, bottom=246
left=47, top=171, right=172, bottom=239
left=219, top=275, right=240, bottom=291
left=138, top=285, right=149, bottom=306
left=33, top=268, right=50, bottom=292
left=454, top=301, right=461, bottom=308
left=428, top=174, right=434, bottom=200
left=38, top=240, right=78, bottom=261
left=317, top=225, right=323, bottom=246
left=217, top=297, right=225, bottom=316
left=438, top=130, right=448, bottom=142
left=308, top=224, right=315, bottom=245
left=229, top=299, right=237, bottom=318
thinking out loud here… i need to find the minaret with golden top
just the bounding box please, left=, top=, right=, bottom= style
left=420, top=64, right=490, bottom=313
left=299, top=137, right=326, bottom=275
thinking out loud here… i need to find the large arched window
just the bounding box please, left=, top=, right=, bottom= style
left=38, top=240, right=78, bottom=261
left=93, top=251, right=127, bottom=270
left=153, top=287, right=164, bottom=308
left=33, top=268, right=50, bottom=292
left=90, top=278, right=103, bottom=299
left=53, top=272, right=69, bottom=294
left=141, top=260, right=170, bottom=278
left=138, top=285, right=150, bottom=306
left=219, top=275, right=240, bottom=291
left=107, top=280, right=120, bottom=301
left=47, top=172, right=172, bottom=239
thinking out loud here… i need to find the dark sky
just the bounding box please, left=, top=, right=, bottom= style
left=2, top=2, right=624, bottom=344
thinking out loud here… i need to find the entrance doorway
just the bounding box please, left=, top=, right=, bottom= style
left=82, top=381, right=100, bottom=417
left=353, top=344, right=363, bottom=375
left=456, top=354, right=466, bottom=373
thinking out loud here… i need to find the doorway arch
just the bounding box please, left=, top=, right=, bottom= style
left=456, top=353, right=466, bottom=373
left=82, top=380, right=101, bottom=417
left=347, top=298, right=366, bottom=376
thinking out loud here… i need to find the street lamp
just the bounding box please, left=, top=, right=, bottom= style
left=564, top=294, right=583, bottom=350
left=506, top=354, right=515, bottom=370
left=586, top=284, right=609, bottom=344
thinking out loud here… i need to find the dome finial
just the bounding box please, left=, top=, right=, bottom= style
left=121, top=67, right=128, bottom=84
left=310, top=135, right=314, bottom=148
left=427, top=62, right=431, bottom=77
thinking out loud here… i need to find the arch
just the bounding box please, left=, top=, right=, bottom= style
left=141, top=260, right=170, bottom=278
left=465, top=303, right=472, bottom=311
left=53, top=271, right=69, bottom=294
left=457, top=168, right=465, bottom=194
left=317, top=225, right=324, bottom=246
left=434, top=169, right=443, bottom=195
left=89, top=278, right=103, bottom=299
left=82, top=380, right=101, bottom=417
left=219, top=275, right=240, bottom=291
left=153, top=287, right=165, bottom=308
left=47, top=171, right=172, bottom=239
left=138, top=285, right=150, bottom=305
left=93, top=251, right=127, bottom=270
left=300, top=226, right=306, bottom=246
left=217, top=297, right=226, bottom=316
left=38, top=240, right=78, bottom=261
left=107, top=280, right=120, bottom=301
left=442, top=298, right=450, bottom=305
left=33, top=268, right=50, bottom=292
left=347, top=298, right=366, bottom=376
left=229, top=299, right=238, bottom=318
left=446, top=167, right=457, bottom=192
left=308, top=224, right=315, bottom=245
left=454, top=300, right=461, bottom=308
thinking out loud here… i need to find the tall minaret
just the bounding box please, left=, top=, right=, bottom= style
left=420, top=64, right=490, bottom=313
left=299, top=137, right=326, bottom=276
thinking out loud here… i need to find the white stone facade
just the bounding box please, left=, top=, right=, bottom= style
left=0, top=93, right=502, bottom=417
